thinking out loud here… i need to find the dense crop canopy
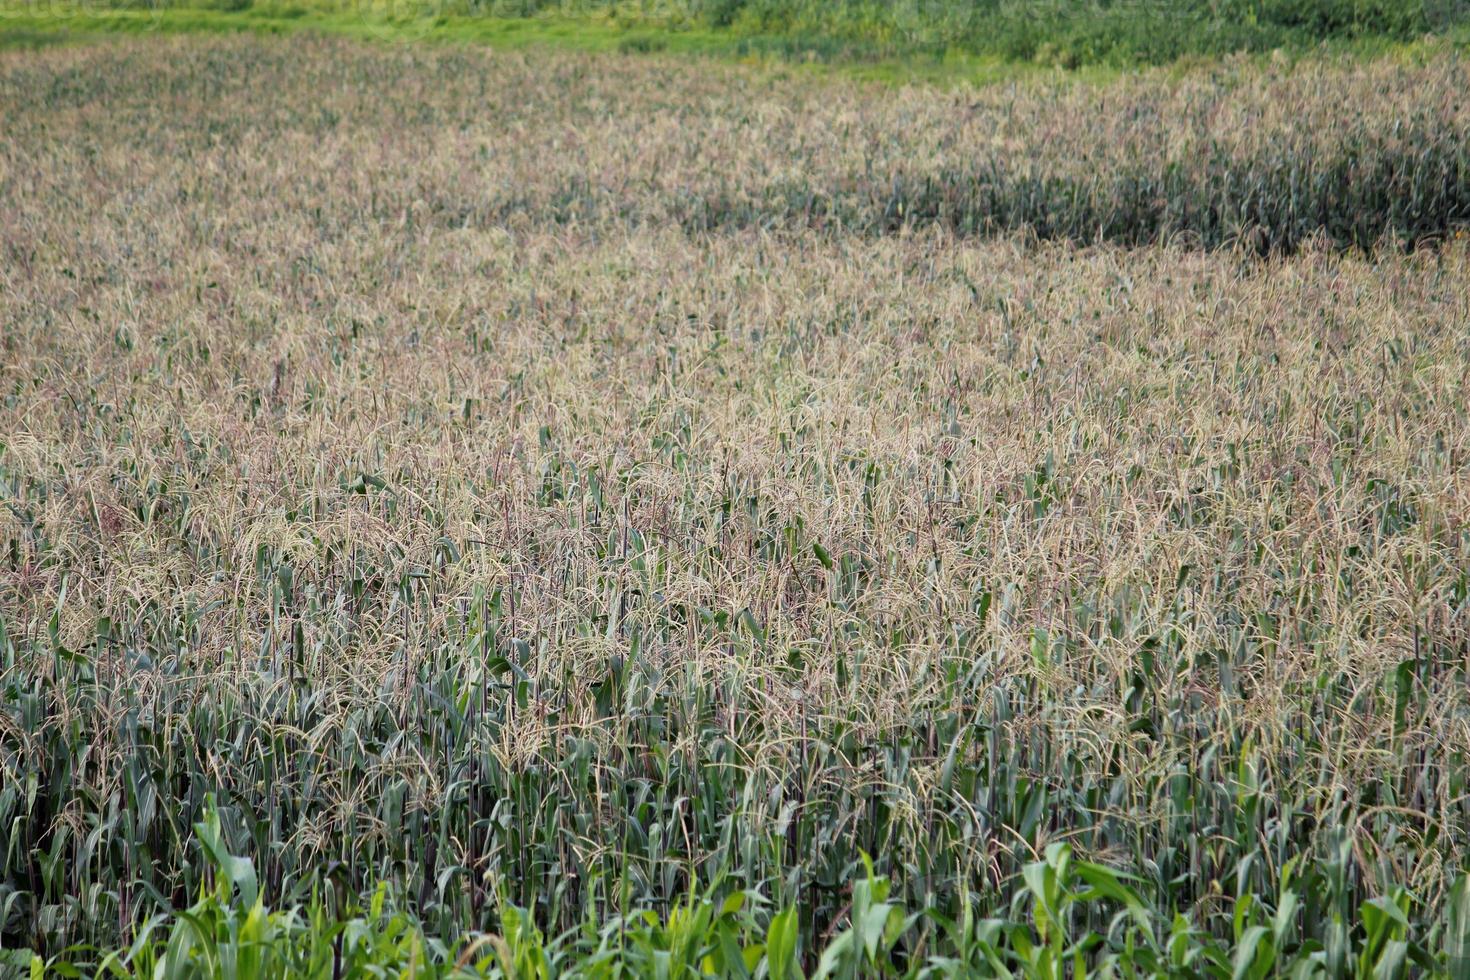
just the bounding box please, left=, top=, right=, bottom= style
left=1, top=35, right=1469, bottom=976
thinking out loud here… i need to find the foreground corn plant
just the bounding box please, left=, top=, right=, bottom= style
left=16, top=811, right=1470, bottom=977
left=2, top=32, right=1470, bottom=978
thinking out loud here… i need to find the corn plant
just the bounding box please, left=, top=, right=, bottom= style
left=2, top=30, right=1470, bottom=980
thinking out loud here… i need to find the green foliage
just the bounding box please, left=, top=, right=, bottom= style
left=640, top=0, right=1460, bottom=65
left=4, top=0, right=1468, bottom=69
left=10, top=806, right=474, bottom=978
left=15, top=820, right=1470, bottom=976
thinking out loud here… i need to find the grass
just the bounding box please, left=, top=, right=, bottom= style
left=454, top=0, right=1470, bottom=67
left=1, top=0, right=1467, bottom=83
left=2, top=29, right=1470, bottom=979
left=0, top=5, right=1101, bottom=87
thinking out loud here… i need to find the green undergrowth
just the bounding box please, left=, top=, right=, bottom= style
left=9, top=806, right=1470, bottom=977
left=0, top=0, right=1465, bottom=86
left=4, top=2, right=1067, bottom=84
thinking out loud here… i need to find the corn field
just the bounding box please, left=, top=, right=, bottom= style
left=2, top=35, right=1470, bottom=977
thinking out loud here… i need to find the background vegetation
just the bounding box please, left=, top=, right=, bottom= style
left=344, top=0, right=1470, bottom=65
left=1, top=16, right=1469, bottom=980
left=4, top=0, right=1470, bottom=71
